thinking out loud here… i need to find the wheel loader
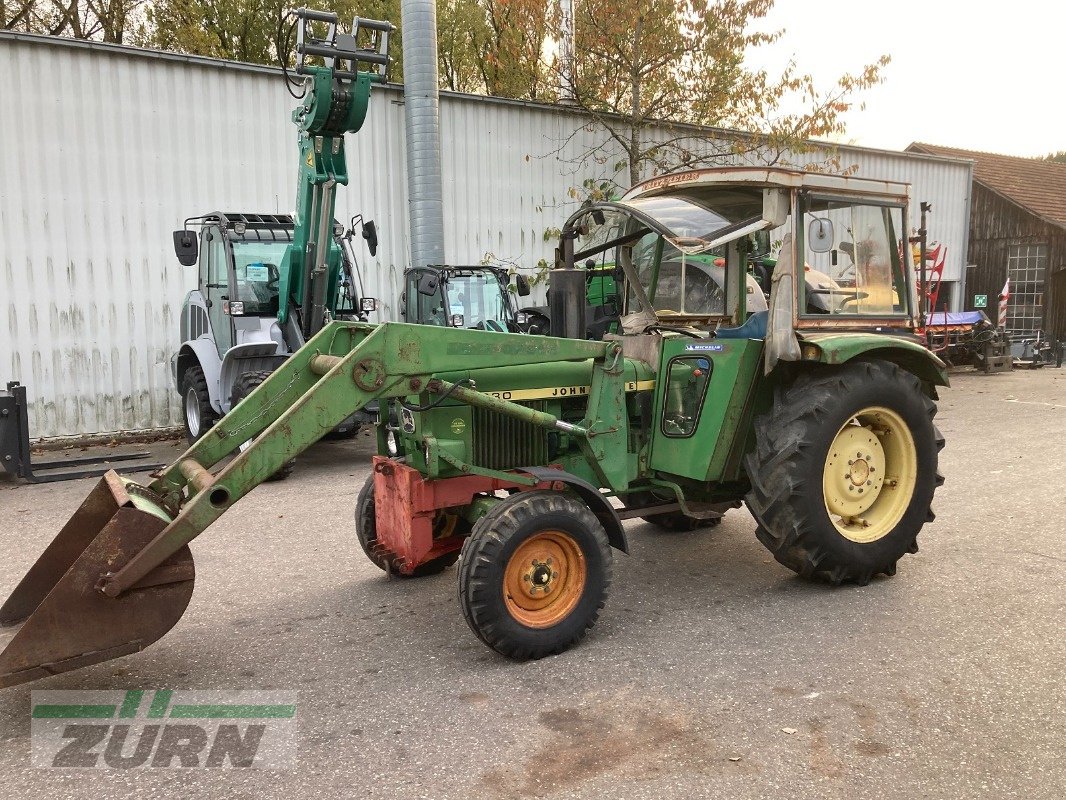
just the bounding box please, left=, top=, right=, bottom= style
left=0, top=14, right=947, bottom=685
left=170, top=8, right=393, bottom=453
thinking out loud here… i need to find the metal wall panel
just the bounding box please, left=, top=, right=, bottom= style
left=0, top=33, right=972, bottom=438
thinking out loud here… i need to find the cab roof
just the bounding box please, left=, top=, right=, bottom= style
left=624, top=166, right=911, bottom=204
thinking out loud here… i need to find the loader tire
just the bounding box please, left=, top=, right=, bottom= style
left=181, top=365, right=219, bottom=444
left=745, top=360, right=944, bottom=585
left=231, top=371, right=294, bottom=481
left=458, top=490, right=612, bottom=659
left=354, top=473, right=460, bottom=577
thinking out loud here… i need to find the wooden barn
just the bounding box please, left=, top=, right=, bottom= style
left=908, top=144, right=1066, bottom=343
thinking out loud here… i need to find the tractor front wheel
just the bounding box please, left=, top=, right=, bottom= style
left=458, top=490, right=612, bottom=659
left=745, top=360, right=944, bottom=585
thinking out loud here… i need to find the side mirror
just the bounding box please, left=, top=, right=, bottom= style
left=362, top=220, right=378, bottom=257
left=173, top=230, right=198, bottom=266
left=416, top=271, right=439, bottom=297
left=515, top=273, right=531, bottom=297
left=808, top=218, right=834, bottom=254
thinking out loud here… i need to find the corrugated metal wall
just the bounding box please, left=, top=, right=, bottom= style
left=0, top=33, right=973, bottom=438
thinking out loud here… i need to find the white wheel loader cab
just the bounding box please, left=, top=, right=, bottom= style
left=171, top=212, right=372, bottom=443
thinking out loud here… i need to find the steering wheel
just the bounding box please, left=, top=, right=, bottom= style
left=647, top=324, right=704, bottom=339
left=835, top=291, right=870, bottom=312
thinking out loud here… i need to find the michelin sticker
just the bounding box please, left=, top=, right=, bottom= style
left=684, top=343, right=725, bottom=352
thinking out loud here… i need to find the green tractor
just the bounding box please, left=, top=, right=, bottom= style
left=0, top=163, right=947, bottom=682
left=402, top=265, right=532, bottom=331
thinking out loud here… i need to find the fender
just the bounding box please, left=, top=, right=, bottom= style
left=175, top=339, right=224, bottom=411
left=522, top=466, right=629, bottom=554
left=218, top=343, right=288, bottom=413
left=798, top=332, right=949, bottom=388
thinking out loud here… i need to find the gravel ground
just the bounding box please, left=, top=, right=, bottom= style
left=0, top=366, right=1063, bottom=799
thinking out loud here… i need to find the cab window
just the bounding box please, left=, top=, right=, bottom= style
left=800, top=198, right=906, bottom=317
left=661, top=356, right=713, bottom=437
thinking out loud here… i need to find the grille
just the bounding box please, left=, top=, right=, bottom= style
left=182, top=304, right=209, bottom=342
left=472, top=402, right=549, bottom=470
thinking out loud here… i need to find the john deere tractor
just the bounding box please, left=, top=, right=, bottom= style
left=0, top=160, right=948, bottom=683
left=0, top=4, right=947, bottom=681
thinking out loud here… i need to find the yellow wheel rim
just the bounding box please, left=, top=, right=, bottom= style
left=503, top=531, right=586, bottom=629
left=822, top=406, right=917, bottom=544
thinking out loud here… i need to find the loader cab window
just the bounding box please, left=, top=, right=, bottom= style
left=232, top=241, right=287, bottom=317
left=661, top=356, right=713, bottom=437
left=800, top=198, right=907, bottom=317
left=202, top=227, right=233, bottom=357
left=406, top=269, right=512, bottom=329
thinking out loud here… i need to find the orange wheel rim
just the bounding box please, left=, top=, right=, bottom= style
left=503, top=530, right=587, bottom=629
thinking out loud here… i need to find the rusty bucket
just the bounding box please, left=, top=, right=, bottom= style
left=0, top=471, right=194, bottom=688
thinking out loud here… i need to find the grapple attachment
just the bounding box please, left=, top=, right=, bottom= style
left=0, top=471, right=194, bottom=688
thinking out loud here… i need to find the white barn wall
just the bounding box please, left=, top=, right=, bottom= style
left=0, top=33, right=972, bottom=438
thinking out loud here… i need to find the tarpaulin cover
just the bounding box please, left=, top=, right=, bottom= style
left=928, top=311, right=988, bottom=326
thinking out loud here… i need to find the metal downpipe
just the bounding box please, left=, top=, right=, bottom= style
left=400, top=0, right=446, bottom=269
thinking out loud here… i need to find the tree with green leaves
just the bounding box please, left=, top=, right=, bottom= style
left=135, top=0, right=403, bottom=73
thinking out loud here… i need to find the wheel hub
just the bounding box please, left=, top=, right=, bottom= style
left=185, top=388, right=200, bottom=437
left=822, top=407, right=917, bottom=544
left=503, top=530, right=586, bottom=629
left=519, top=559, right=558, bottom=597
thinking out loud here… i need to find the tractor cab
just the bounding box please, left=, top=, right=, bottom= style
left=555, top=168, right=918, bottom=361
left=403, top=265, right=531, bottom=331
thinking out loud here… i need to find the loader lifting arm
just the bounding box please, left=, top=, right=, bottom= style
left=0, top=322, right=629, bottom=687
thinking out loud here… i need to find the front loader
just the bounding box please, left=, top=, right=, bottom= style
left=0, top=165, right=948, bottom=685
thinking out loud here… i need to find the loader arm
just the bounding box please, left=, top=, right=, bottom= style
left=0, top=321, right=624, bottom=687
left=102, top=321, right=618, bottom=598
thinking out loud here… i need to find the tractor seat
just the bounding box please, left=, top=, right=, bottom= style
left=715, top=310, right=768, bottom=340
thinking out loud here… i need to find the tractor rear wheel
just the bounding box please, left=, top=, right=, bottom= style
left=231, top=371, right=295, bottom=481
left=458, top=490, right=612, bottom=659
left=354, top=473, right=461, bottom=578
left=745, top=360, right=944, bottom=585
left=181, top=365, right=218, bottom=444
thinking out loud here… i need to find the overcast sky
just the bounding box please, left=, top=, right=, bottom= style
left=745, top=0, right=1062, bottom=157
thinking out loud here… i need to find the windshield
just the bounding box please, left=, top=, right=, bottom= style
left=630, top=234, right=726, bottom=315
left=408, top=270, right=511, bottom=328
left=232, top=241, right=289, bottom=316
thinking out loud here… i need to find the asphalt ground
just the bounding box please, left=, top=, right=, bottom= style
left=0, top=366, right=1063, bottom=799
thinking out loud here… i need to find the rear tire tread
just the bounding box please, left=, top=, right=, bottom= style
left=744, top=360, right=943, bottom=585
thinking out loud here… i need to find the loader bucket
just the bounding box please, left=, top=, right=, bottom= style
left=0, top=471, right=194, bottom=688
